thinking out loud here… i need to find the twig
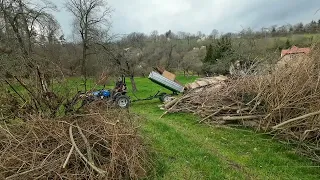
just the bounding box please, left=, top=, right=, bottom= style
left=273, top=110, right=320, bottom=129
left=69, top=124, right=107, bottom=175
left=40, top=144, right=64, bottom=167
left=76, top=124, right=94, bottom=163
left=62, top=145, right=74, bottom=168
left=5, top=80, right=26, bottom=102
left=161, top=95, right=191, bottom=118
left=246, top=92, right=261, bottom=106
left=199, top=109, right=222, bottom=123
left=6, top=166, right=44, bottom=179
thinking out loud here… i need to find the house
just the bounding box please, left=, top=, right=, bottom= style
left=277, top=46, right=311, bottom=70
left=200, top=46, right=206, bottom=50
left=281, top=46, right=311, bottom=58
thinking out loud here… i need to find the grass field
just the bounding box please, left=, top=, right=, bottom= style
left=4, top=76, right=320, bottom=179
left=125, top=76, right=320, bottom=180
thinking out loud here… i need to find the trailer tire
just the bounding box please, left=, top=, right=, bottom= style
left=160, top=94, right=171, bottom=103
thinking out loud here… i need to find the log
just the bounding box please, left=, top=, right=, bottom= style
left=165, top=95, right=191, bottom=110
left=213, top=115, right=264, bottom=121
left=199, top=109, right=222, bottom=123
left=164, top=98, right=179, bottom=109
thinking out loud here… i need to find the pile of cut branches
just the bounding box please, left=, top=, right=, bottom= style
left=166, top=47, right=320, bottom=162
left=0, top=103, right=149, bottom=179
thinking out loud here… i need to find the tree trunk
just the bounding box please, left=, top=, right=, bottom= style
left=18, top=0, right=32, bottom=54
left=82, top=43, right=87, bottom=92
left=183, top=70, right=186, bottom=77
left=130, top=75, right=137, bottom=92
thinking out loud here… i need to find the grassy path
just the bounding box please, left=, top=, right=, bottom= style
left=128, top=77, right=320, bottom=180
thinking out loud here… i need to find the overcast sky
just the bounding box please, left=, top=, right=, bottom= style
left=51, top=0, right=320, bottom=37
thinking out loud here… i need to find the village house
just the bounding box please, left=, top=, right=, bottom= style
left=280, top=46, right=311, bottom=59
left=277, top=46, right=311, bottom=69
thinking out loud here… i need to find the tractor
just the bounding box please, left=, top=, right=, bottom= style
left=80, top=76, right=130, bottom=108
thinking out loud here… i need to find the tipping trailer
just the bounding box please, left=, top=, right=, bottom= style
left=132, top=71, right=184, bottom=103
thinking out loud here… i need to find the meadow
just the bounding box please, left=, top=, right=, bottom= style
left=127, top=76, right=319, bottom=179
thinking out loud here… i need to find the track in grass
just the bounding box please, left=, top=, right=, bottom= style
left=129, top=76, right=320, bottom=180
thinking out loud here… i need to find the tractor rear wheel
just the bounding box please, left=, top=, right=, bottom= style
left=116, top=95, right=130, bottom=108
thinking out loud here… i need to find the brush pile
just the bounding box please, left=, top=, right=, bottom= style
left=0, top=103, right=148, bottom=179
left=166, top=47, right=320, bottom=162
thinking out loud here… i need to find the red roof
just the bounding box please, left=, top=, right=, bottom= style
left=281, top=46, right=311, bottom=57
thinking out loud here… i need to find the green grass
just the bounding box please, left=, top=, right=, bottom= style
left=4, top=75, right=320, bottom=179
left=125, top=76, right=320, bottom=180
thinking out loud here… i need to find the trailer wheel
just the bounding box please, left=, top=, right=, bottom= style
left=160, top=94, right=171, bottom=103
left=116, top=95, right=130, bottom=108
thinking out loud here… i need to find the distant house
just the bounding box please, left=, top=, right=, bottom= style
left=277, top=46, right=311, bottom=69
left=281, top=46, right=311, bottom=58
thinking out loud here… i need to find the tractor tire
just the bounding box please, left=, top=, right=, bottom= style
left=160, top=94, right=171, bottom=103
left=116, top=95, right=130, bottom=108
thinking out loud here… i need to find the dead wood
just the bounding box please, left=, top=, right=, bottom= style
left=0, top=105, right=149, bottom=179
left=165, top=46, right=320, bottom=162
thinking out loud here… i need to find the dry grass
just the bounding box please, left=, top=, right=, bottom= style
left=0, top=103, right=149, bottom=179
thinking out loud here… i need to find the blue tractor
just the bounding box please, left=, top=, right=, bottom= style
left=81, top=76, right=130, bottom=108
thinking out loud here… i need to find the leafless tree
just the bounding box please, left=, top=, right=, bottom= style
left=150, top=30, right=158, bottom=42
left=210, top=29, right=219, bottom=40
left=196, top=31, right=204, bottom=38
left=111, top=32, right=146, bottom=92
left=181, top=49, right=203, bottom=76
left=66, top=0, right=112, bottom=91
left=0, top=0, right=59, bottom=77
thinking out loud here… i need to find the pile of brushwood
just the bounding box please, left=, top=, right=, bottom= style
left=0, top=68, right=149, bottom=179
left=0, top=103, right=148, bottom=179
left=166, top=46, right=320, bottom=162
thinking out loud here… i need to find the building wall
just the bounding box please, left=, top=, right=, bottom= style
left=276, top=54, right=309, bottom=70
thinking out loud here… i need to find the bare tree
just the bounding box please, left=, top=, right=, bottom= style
left=150, top=30, right=158, bottom=42
left=181, top=49, right=203, bottom=76
left=176, top=31, right=186, bottom=40
left=0, top=0, right=59, bottom=77
left=210, top=29, right=219, bottom=40
left=196, top=31, right=204, bottom=38
left=66, top=0, right=112, bottom=92
left=113, top=32, right=146, bottom=92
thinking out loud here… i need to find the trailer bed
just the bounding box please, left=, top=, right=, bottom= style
left=148, top=71, right=184, bottom=93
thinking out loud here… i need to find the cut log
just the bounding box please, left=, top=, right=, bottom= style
left=164, top=98, right=179, bottom=109
left=184, top=76, right=228, bottom=91
left=213, top=115, right=264, bottom=121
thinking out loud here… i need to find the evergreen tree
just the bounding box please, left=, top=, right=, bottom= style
left=285, top=39, right=291, bottom=49
left=203, top=44, right=214, bottom=63
left=289, top=26, right=294, bottom=32
left=203, top=35, right=232, bottom=64
left=213, top=35, right=232, bottom=60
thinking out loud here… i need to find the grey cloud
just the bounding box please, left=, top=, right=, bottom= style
left=50, top=0, right=320, bottom=37
left=235, top=0, right=320, bottom=30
